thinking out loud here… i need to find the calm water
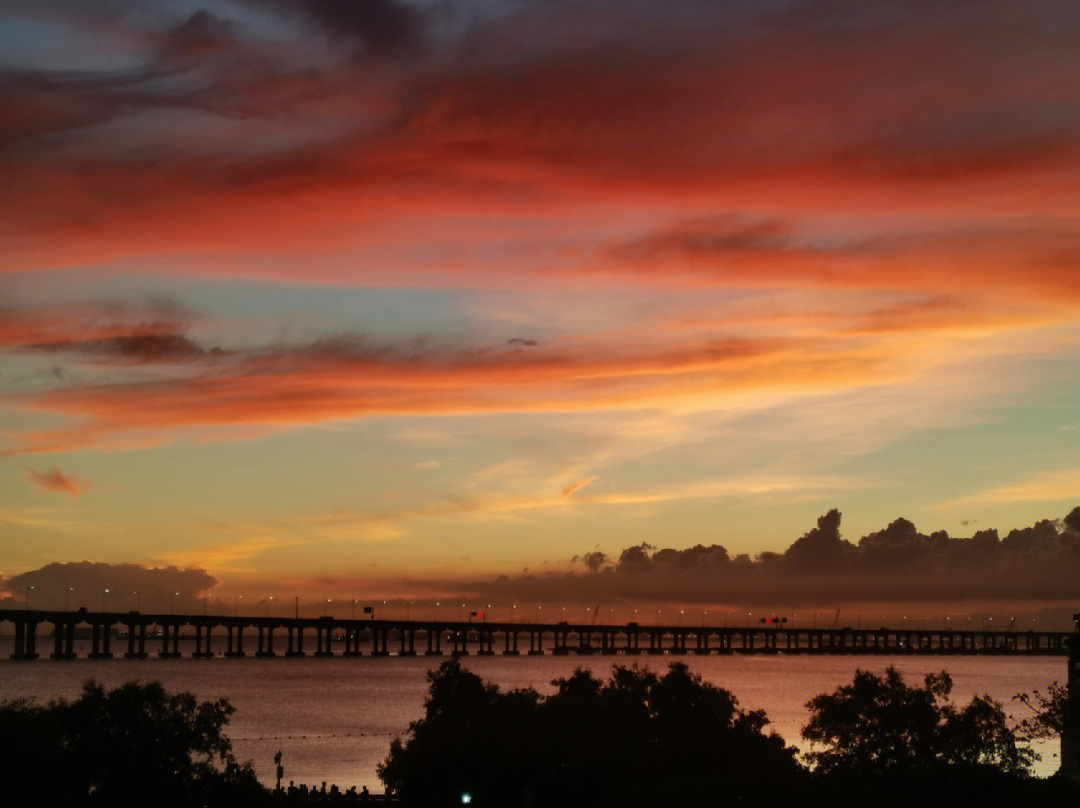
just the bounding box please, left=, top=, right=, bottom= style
left=0, top=637, right=1065, bottom=789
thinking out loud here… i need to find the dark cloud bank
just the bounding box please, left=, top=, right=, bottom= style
left=2, top=562, right=216, bottom=613
left=473, top=508, right=1080, bottom=611
left=5, top=510, right=1079, bottom=618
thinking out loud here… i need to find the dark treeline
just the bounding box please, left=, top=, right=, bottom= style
left=0, top=666, right=1075, bottom=808
left=0, top=680, right=265, bottom=807
left=379, top=660, right=1076, bottom=808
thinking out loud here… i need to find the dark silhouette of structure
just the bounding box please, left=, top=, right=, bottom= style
left=1063, top=612, right=1080, bottom=780
left=0, top=607, right=1071, bottom=661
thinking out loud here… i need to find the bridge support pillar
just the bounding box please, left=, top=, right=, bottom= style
left=558, top=628, right=570, bottom=654
left=51, top=621, right=76, bottom=659
left=256, top=625, right=277, bottom=657
left=528, top=630, right=544, bottom=655
left=89, top=622, right=114, bottom=659
left=421, top=626, right=438, bottom=656
left=400, top=628, right=417, bottom=656
left=450, top=629, right=469, bottom=656
left=286, top=626, right=306, bottom=657
left=371, top=627, right=390, bottom=656
left=646, top=631, right=663, bottom=655
left=225, top=624, right=247, bottom=658
left=313, top=625, right=333, bottom=657
left=10, top=618, right=40, bottom=660
left=503, top=629, right=520, bottom=655
left=125, top=621, right=148, bottom=658
left=194, top=623, right=215, bottom=658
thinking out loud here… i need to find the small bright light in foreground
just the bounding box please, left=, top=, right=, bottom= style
left=461, top=792, right=472, bottom=805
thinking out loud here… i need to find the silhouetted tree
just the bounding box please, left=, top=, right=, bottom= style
left=379, top=660, right=801, bottom=808
left=1014, top=682, right=1067, bottom=740
left=802, top=666, right=1033, bottom=775
left=0, top=679, right=266, bottom=807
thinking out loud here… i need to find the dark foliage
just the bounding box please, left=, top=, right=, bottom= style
left=806, top=764, right=1080, bottom=808
left=378, top=660, right=803, bottom=808
left=0, top=679, right=267, bottom=807
left=802, top=666, right=1034, bottom=775
left=1014, top=682, right=1067, bottom=740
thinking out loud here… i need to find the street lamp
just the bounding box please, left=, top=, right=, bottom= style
left=64, top=586, right=73, bottom=612
left=102, top=588, right=110, bottom=611
left=24, top=584, right=34, bottom=610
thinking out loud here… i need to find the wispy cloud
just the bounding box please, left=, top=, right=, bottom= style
left=935, top=469, right=1080, bottom=509
left=5, top=334, right=898, bottom=453
left=24, top=466, right=83, bottom=497
left=562, top=477, right=597, bottom=497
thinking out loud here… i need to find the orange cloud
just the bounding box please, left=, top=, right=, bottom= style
left=24, top=466, right=83, bottom=497
left=562, top=477, right=597, bottom=498
left=6, top=336, right=900, bottom=454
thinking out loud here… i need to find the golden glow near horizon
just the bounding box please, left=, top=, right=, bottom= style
left=2, top=2, right=1080, bottom=611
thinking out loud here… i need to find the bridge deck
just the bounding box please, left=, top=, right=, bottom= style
left=0, top=608, right=1069, bottom=660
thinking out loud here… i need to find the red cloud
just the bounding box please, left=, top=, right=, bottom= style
left=3, top=2, right=1080, bottom=274
left=24, top=466, right=83, bottom=497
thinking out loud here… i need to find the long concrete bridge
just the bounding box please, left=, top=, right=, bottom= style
left=0, top=607, right=1071, bottom=660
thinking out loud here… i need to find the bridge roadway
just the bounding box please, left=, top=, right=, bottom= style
left=0, top=608, right=1071, bottom=661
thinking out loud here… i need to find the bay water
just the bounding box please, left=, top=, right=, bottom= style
left=0, top=637, right=1064, bottom=789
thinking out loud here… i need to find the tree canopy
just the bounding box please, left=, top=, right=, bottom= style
left=802, top=666, right=1034, bottom=775
left=0, top=679, right=265, bottom=807
left=1014, top=682, right=1067, bottom=741
left=378, top=659, right=801, bottom=808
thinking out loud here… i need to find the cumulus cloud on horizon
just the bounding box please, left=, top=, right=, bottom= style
left=2, top=562, right=218, bottom=612
left=470, top=507, right=1080, bottom=608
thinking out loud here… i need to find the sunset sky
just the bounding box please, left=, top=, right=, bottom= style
left=3, top=1, right=1079, bottom=613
